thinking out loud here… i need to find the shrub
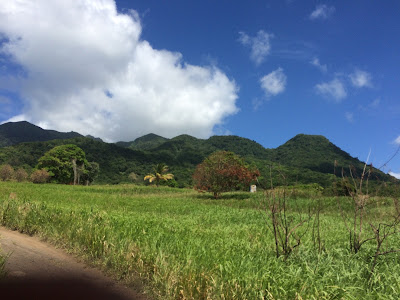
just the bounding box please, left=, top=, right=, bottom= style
left=0, top=164, right=14, bottom=181
left=15, top=168, right=28, bottom=182
left=30, top=169, right=50, bottom=184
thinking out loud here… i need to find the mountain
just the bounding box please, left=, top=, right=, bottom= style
left=116, top=133, right=168, bottom=150
left=0, top=121, right=82, bottom=147
left=0, top=121, right=396, bottom=188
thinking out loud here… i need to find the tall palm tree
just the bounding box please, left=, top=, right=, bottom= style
left=144, top=163, right=174, bottom=187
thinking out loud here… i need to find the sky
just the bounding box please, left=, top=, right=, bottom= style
left=0, top=0, right=399, bottom=178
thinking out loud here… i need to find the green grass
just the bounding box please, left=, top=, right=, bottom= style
left=0, top=182, right=400, bottom=299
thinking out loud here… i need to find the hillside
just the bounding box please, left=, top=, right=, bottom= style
left=272, top=134, right=391, bottom=181
left=0, top=121, right=82, bottom=147
left=0, top=121, right=396, bottom=188
left=116, top=133, right=168, bottom=150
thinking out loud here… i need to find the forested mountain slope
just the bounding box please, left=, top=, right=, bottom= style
left=0, top=122, right=396, bottom=187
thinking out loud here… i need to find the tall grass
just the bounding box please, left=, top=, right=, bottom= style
left=0, top=182, right=400, bottom=299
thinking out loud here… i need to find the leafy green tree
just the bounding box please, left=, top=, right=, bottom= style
left=144, top=163, right=174, bottom=187
left=81, top=161, right=100, bottom=185
left=193, top=151, right=260, bottom=198
left=37, top=144, right=89, bottom=184
left=0, top=164, right=14, bottom=181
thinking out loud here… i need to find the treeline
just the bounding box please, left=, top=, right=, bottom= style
left=0, top=134, right=398, bottom=194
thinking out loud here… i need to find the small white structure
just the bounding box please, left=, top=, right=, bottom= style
left=250, top=185, right=257, bottom=193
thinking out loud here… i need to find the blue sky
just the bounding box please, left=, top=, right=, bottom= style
left=0, top=1, right=399, bottom=177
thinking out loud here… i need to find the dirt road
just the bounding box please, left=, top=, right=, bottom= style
left=0, top=227, right=149, bottom=300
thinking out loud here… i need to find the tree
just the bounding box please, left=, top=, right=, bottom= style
left=0, top=164, right=14, bottom=181
left=37, top=144, right=89, bottom=184
left=81, top=162, right=100, bottom=185
left=144, top=163, right=174, bottom=187
left=193, top=151, right=260, bottom=198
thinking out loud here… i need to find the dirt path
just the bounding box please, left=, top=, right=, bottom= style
left=0, top=227, right=149, bottom=300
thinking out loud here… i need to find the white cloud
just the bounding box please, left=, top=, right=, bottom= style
left=389, top=172, right=400, bottom=179
left=238, top=30, right=273, bottom=65
left=260, top=68, right=287, bottom=97
left=315, top=78, right=347, bottom=102
left=310, top=57, right=327, bottom=72
left=0, top=0, right=238, bottom=142
left=309, top=4, right=335, bottom=20
left=349, top=69, right=372, bottom=88
left=345, top=112, right=354, bottom=123
left=394, top=136, right=400, bottom=145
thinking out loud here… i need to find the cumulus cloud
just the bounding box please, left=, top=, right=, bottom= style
left=238, top=30, right=273, bottom=65
left=0, top=0, right=238, bottom=141
left=389, top=172, right=400, bottom=179
left=349, top=69, right=372, bottom=88
left=394, top=136, right=400, bottom=145
left=260, top=68, right=287, bottom=97
left=315, top=78, right=347, bottom=102
left=310, top=57, right=327, bottom=72
left=309, top=4, right=335, bottom=20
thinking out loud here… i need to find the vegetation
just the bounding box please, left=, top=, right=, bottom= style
left=37, top=144, right=89, bottom=184
left=193, top=151, right=259, bottom=198
left=0, top=164, right=14, bottom=181
left=0, top=121, right=397, bottom=190
left=144, top=163, right=174, bottom=187
left=1, top=182, right=400, bottom=299
left=30, top=169, right=51, bottom=184
left=14, top=168, right=28, bottom=182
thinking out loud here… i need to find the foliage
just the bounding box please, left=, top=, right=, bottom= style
left=193, top=151, right=260, bottom=198
left=123, top=133, right=168, bottom=150
left=81, top=161, right=99, bottom=185
left=0, top=164, right=14, bottom=181
left=14, top=168, right=28, bottom=182
left=37, top=144, right=89, bottom=184
left=144, top=163, right=174, bottom=187
left=0, top=123, right=397, bottom=189
left=128, top=172, right=138, bottom=182
left=30, top=169, right=50, bottom=183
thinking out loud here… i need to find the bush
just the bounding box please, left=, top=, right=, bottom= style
left=30, top=169, right=50, bottom=184
left=0, top=164, right=14, bottom=181
left=15, top=168, right=28, bottom=182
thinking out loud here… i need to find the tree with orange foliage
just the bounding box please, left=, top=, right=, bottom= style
left=193, top=151, right=259, bottom=198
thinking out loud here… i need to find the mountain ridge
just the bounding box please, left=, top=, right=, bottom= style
left=0, top=121, right=83, bottom=147
left=0, top=121, right=396, bottom=187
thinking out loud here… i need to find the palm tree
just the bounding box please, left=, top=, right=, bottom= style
left=144, top=163, right=174, bottom=187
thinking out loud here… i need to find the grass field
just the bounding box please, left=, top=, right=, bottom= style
left=0, top=182, right=400, bottom=299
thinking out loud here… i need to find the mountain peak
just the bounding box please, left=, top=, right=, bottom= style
left=0, top=121, right=82, bottom=147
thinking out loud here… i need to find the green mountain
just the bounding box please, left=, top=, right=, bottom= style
left=116, top=133, right=168, bottom=150
left=0, top=121, right=82, bottom=147
left=0, top=122, right=396, bottom=189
